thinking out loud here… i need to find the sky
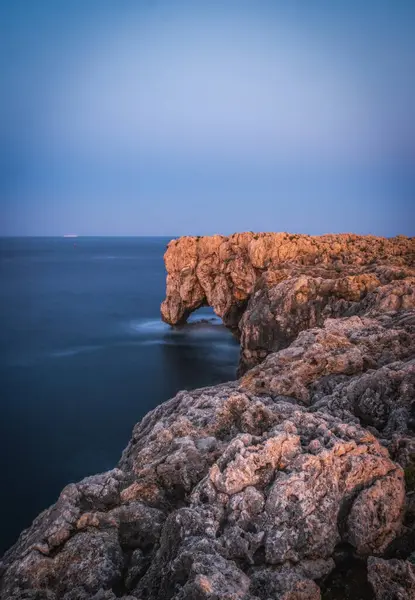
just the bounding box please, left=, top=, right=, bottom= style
left=1, top=0, right=414, bottom=236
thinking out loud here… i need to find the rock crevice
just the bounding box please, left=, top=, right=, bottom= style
left=161, top=232, right=414, bottom=375
left=1, top=232, right=414, bottom=600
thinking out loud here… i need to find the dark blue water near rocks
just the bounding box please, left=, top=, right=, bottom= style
left=0, top=237, right=239, bottom=553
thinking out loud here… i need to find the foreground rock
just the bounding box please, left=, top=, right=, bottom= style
left=367, top=557, right=415, bottom=599
left=1, top=232, right=414, bottom=599
left=0, top=380, right=408, bottom=599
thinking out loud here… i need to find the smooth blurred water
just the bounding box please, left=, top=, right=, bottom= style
left=0, top=237, right=239, bottom=553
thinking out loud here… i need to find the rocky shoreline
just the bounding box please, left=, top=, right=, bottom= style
left=1, top=232, right=414, bottom=600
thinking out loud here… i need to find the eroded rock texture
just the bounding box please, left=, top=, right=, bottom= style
left=1, top=232, right=414, bottom=600
left=161, top=232, right=414, bottom=372
left=160, top=233, right=413, bottom=323
left=367, top=557, right=415, bottom=599
left=0, top=383, right=409, bottom=599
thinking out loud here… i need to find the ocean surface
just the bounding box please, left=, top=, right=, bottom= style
left=0, top=237, right=239, bottom=554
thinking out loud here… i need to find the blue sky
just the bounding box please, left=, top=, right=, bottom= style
left=1, top=0, right=414, bottom=236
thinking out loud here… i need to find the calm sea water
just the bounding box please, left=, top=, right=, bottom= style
left=0, top=237, right=239, bottom=553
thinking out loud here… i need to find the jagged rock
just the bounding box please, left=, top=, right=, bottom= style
left=241, top=313, right=415, bottom=403
left=1, top=232, right=414, bottom=599
left=311, top=359, right=415, bottom=443
left=250, top=567, right=322, bottom=600
left=0, top=384, right=406, bottom=599
left=161, top=233, right=414, bottom=375
left=161, top=232, right=414, bottom=327
left=367, top=557, right=415, bottom=599
left=239, top=273, right=415, bottom=373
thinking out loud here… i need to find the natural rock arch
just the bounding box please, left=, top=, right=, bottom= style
left=160, top=231, right=414, bottom=335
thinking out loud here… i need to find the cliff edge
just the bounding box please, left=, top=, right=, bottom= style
left=1, top=232, right=414, bottom=600
left=161, top=232, right=414, bottom=374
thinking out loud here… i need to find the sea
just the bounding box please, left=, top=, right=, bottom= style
left=0, top=237, right=239, bottom=554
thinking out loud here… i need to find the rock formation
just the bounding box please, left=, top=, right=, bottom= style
left=1, top=232, right=414, bottom=600
left=367, top=557, right=415, bottom=600
left=161, top=233, right=413, bottom=322
left=161, top=233, right=414, bottom=372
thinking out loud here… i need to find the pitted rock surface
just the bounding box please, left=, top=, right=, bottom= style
left=0, top=385, right=407, bottom=599
left=1, top=232, right=414, bottom=600
left=239, top=272, right=415, bottom=373
left=241, top=313, right=415, bottom=402
left=161, top=233, right=413, bottom=324
left=367, top=557, right=415, bottom=599
left=161, top=233, right=414, bottom=374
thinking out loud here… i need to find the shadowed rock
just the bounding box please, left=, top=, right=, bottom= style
left=0, top=381, right=408, bottom=599
left=367, top=557, right=415, bottom=599
left=1, top=232, right=414, bottom=599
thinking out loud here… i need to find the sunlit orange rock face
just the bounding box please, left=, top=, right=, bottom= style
left=161, top=233, right=414, bottom=377
left=1, top=232, right=414, bottom=600
left=161, top=232, right=414, bottom=325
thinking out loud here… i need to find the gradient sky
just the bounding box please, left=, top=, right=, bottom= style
left=1, top=0, right=414, bottom=236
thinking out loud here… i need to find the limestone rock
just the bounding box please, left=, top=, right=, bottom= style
left=2, top=232, right=414, bottom=599
left=241, top=313, right=415, bottom=403
left=0, top=385, right=406, bottom=599
left=367, top=557, right=415, bottom=599
left=161, top=232, right=414, bottom=328
left=161, top=233, right=414, bottom=377
left=239, top=273, right=415, bottom=373
left=311, top=359, right=415, bottom=449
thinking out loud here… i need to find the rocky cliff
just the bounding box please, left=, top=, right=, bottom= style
left=1, top=232, right=414, bottom=600
left=161, top=232, right=414, bottom=374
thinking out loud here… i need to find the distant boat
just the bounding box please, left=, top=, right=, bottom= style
left=63, top=234, right=78, bottom=238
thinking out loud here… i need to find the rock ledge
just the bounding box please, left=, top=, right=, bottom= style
left=1, top=232, right=414, bottom=600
